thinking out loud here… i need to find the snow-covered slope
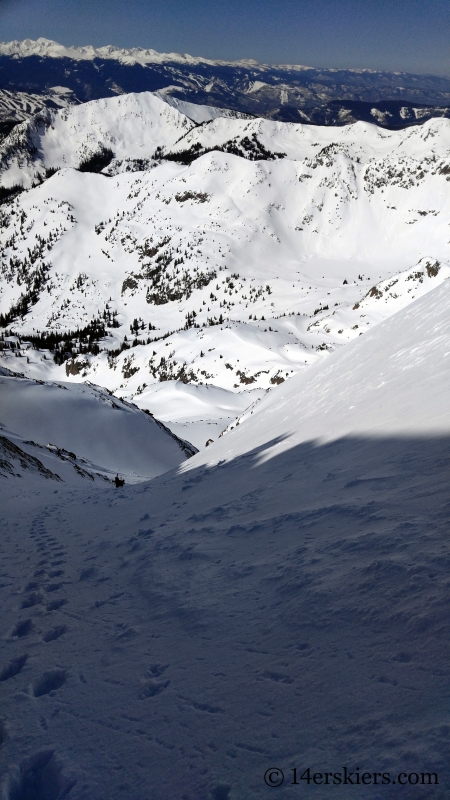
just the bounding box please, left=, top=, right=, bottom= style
left=0, top=93, right=195, bottom=189
left=2, top=93, right=450, bottom=189
left=197, top=276, right=450, bottom=457
left=0, top=92, right=449, bottom=439
left=0, top=367, right=196, bottom=483
left=154, top=92, right=253, bottom=124
left=0, top=275, right=449, bottom=799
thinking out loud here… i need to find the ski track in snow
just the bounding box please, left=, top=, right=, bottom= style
left=0, top=280, right=449, bottom=798
left=1, top=436, right=449, bottom=799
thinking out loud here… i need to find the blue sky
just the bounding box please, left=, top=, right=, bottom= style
left=1, top=0, right=449, bottom=75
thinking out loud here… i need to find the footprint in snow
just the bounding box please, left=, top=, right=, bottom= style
left=46, top=598, right=67, bottom=612
left=24, top=580, right=41, bottom=591
left=42, top=625, right=67, bottom=643
left=32, top=669, right=66, bottom=697
left=10, top=619, right=34, bottom=639
left=0, top=654, right=28, bottom=682
left=262, top=670, right=294, bottom=684
left=1, top=750, right=76, bottom=798
left=147, top=663, right=169, bottom=677
left=20, top=592, right=43, bottom=609
left=45, top=583, right=64, bottom=593
left=140, top=678, right=170, bottom=699
left=78, top=566, right=98, bottom=581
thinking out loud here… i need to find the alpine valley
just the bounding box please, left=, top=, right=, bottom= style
left=0, top=90, right=449, bottom=447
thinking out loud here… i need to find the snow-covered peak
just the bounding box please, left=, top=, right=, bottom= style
left=1, top=90, right=450, bottom=193
left=1, top=37, right=433, bottom=76
left=0, top=37, right=181, bottom=65
left=0, top=92, right=196, bottom=188
left=0, top=37, right=278, bottom=68
left=0, top=38, right=99, bottom=61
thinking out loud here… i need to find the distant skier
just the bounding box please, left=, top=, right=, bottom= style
left=114, top=474, right=125, bottom=488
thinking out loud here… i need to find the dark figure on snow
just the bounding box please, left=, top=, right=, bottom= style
left=114, top=474, right=125, bottom=488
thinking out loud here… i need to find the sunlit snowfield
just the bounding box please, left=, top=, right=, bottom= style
left=1, top=93, right=449, bottom=444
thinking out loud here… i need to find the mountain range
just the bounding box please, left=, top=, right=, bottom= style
left=1, top=37, right=450, bottom=135
left=0, top=90, right=449, bottom=448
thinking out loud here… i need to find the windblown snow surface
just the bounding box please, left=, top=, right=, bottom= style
left=0, top=277, right=449, bottom=799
